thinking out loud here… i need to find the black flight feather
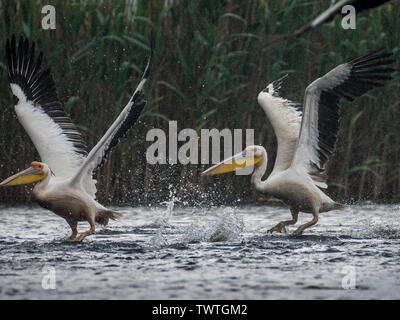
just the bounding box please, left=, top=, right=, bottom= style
left=5, top=35, right=87, bottom=156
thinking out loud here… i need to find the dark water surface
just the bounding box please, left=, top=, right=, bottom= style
left=0, top=203, right=399, bottom=299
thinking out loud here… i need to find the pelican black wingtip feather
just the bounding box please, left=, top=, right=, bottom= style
left=298, top=0, right=392, bottom=39
left=141, top=30, right=155, bottom=82
left=5, top=35, right=88, bottom=156
left=338, top=50, right=395, bottom=101
left=312, top=48, right=394, bottom=178
left=95, top=34, right=154, bottom=170
left=271, top=74, right=289, bottom=97
left=129, top=30, right=154, bottom=103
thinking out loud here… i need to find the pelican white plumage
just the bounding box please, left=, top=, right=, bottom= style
left=1, top=36, right=153, bottom=241
left=202, top=49, right=394, bottom=235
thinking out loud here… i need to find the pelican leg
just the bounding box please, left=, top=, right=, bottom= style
left=268, top=208, right=299, bottom=234
left=74, top=224, right=95, bottom=242
left=67, top=221, right=78, bottom=241
left=293, top=209, right=319, bottom=235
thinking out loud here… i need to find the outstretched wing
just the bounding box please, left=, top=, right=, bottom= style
left=5, top=36, right=87, bottom=178
left=258, top=75, right=303, bottom=175
left=291, top=49, right=394, bottom=188
left=71, top=36, right=153, bottom=195
left=291, top=0, right=391, bottom=39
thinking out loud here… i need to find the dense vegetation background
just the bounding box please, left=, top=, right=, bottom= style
left=0, top=0, right=399, bottom=206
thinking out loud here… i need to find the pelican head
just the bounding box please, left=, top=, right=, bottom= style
left=201, top=145, right=265, bottom=176
left=0, top=161, right=49, bottom=187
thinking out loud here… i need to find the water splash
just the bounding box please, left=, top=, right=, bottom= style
left=153, top=185, right=179, bottom=227
left=150, top=227, right=169, bottom=248
left=150, top=185, right=179, bottom=248
left=182, top=207, right=244, bottom=243
left=348, top=205, right=400, bottom=239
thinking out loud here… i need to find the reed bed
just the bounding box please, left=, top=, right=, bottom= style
left=0, top=0, right=399, bottom=205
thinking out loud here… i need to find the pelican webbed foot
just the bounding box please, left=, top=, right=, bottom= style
left=268, top=222, right=288, bottom=234
left=292, top=228, right=303, bottom=236
left=292, top=210, right=318, bottom=236
left=74, top=225, right=95, bottom=242
left=268, top=208, right=299, bottom=234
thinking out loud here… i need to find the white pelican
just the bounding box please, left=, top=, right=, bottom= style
left=1, top=36, right=152, bottom=241
left=202, top=49, right=394, bottom=235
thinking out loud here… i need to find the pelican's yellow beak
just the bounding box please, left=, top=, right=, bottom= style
left=201, top=151, right=263, bottom=176
left=0, top=166, right=46, bottom=187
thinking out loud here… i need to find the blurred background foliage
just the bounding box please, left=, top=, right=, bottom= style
left=0, top=0, right=399, bottom=206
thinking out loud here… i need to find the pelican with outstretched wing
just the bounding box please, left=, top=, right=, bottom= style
left=202, top=49, right=394, bottom=235
left=1, top=36, right=152, bottom=241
